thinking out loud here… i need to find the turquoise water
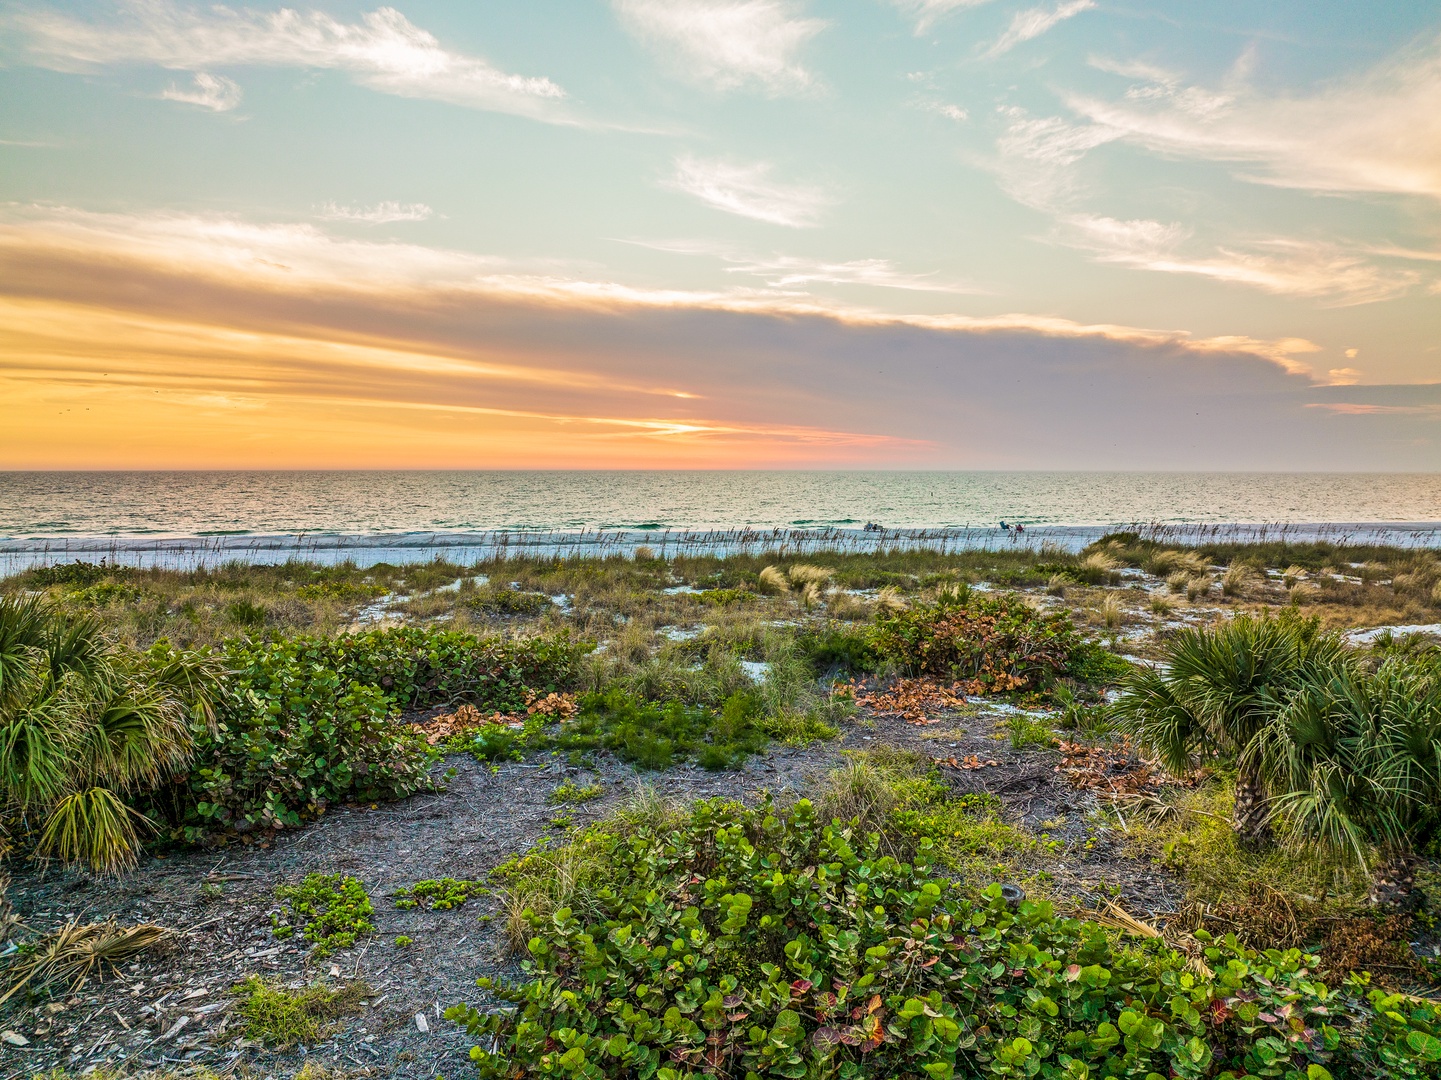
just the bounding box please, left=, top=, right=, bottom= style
left=3, top=471, right=1440, bottom=537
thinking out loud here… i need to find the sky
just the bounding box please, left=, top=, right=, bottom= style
left=0, top=0, right=1439, bottom=470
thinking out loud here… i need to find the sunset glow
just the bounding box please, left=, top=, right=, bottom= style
left=1, top=2, right=1438, bottom=468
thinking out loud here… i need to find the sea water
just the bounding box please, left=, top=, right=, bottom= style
left=1, top=471, right=1439, bottom=570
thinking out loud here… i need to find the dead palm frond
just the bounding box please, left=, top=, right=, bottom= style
left=1089, top=899, right=1213, bottom=979
left=0, top=919, right=171, bottom=1005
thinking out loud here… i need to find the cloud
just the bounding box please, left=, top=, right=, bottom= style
left=318, top=201, right=433, bottom=224
left=10, top=205, right=1437, bottom=471
left=612, top=0, right=824, bottom=94
left=984, top=0, right=1094, bottom=59
left=8, top=2, right=570, bottom=123
left=992, top=107, right=1121, bottom=209
left=624, top=240, right=983, bottom=293
left=1062, top=216, right=1422, bottom=305
left=890, top=0, right=992, bottom=34
left=1068, top=32, right=1441, bottom=201
left=665, top=157, right=832, bottom=227
left=158, top=71, right=242, bottom=111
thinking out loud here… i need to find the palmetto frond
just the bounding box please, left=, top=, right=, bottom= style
left=0, top=598, right=215, bottom=872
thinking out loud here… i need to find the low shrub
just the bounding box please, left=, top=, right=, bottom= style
left=27, top=560, right=130, bottom=588
left=271, top=873, right=374, bottom=956
left=798, top=625, right=882, bottom=675
left=872, top=591, right=1122, bottom=693
left=455, top=685, right=790, bottom=772
left=697, top=588, right=756, bottom=607
left=170, top=627, right=585, bottom=836
left=1007, top=713, right=1058, bottom=751
left=550, top=779, right=605, bottom=804
left=452, top=797, right=1441, bottom=1080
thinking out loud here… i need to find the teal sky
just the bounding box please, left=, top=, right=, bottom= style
left=1, top=1, right=1439, bottom=469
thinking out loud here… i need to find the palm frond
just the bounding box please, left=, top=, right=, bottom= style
left=36, top=787, right=156, bottom=874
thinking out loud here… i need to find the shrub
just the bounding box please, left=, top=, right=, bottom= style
left=27, top=561, right=129, bottom=588
left=872, top=592, right=1117, bottom=693
left=551, top=779, right=605, bottom=804
left=797, top=626, right=882, bottom=675
left=451, top=797, right=1441, bottom=1080
left=174, top=627, right=585, bottom=836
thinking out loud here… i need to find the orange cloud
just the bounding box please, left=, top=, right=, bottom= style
left=4, top=206, right=1425, bottom=471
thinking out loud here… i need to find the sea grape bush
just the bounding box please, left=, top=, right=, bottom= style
left=450, top=798, right=1441, bottom=1080
left=872, top=591, right=1124, bottom=693
left=175, top=627, right=587, bottom=837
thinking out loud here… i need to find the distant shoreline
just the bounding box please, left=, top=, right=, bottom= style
left=4, top=521, right=1441, bottom=573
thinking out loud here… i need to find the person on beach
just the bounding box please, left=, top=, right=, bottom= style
left=1016, top=522, right=1025, bottom=534
left=999, top=520, right=1009, bottom=531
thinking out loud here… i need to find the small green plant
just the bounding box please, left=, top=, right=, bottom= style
left=394, top=935, right=413, bottom=948
left=548, top=779, right=604, bottom=804
left=466, top=587, right=552, bottom=616
left=1007, top=712, right=1057, bottom=750
left=231, top=975, right=371, bottom=1048
left=272, top=874, right=374, bottom=956
left=461, top=688, right=771, bottom=771
left=225, top=598, right=269, bottom=627
left=393, top=878, right=489, bottom=910
left=198, top=881, right=224, bottom=902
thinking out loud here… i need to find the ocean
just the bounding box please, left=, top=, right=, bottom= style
left=2, top=471, right=1439, bottom=571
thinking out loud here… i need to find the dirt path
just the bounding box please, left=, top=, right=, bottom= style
left=1, top=701, right=1175, bottom=1079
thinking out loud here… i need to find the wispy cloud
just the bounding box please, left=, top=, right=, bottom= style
left=890, top=0, right=992, bottom=34
left=984, top=0, right=1093, bottom=59
left=158, top=71, right=242, bottom=111
left=1063, top=216, right=1423, bottom=305
left=992, top=107, right=1121, bottom=209
left=665, top=157, right=832, bottom=227
left=7, top=3, right=570, bottom=123
left=625, top=239, right=983, bottom=293
left=1068, top=32, right=1441, bottom=201
left=613, top=0, right=824, bottom=94
left=318, top=201, right=433, bottom=224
